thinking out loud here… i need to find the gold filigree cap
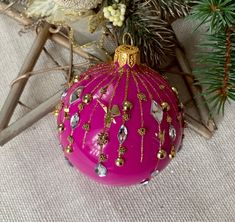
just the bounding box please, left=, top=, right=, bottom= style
left=114, top=45, right=140, bottom=68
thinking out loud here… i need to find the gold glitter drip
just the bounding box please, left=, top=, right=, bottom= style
left=132, top=70, right=145, bottom=163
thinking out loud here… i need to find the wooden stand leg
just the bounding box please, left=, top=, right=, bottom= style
left=175, top=47, right=217, bottom=133
left=0, top=91, right=62, bottom=146
left=0, top=22, right=50, bottom=131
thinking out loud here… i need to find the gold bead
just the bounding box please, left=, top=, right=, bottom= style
left=72, top=75, right=80, bottom=83
left=157, top=149, right=167, bottom=160
left=64, top=107, right=70, bottom=119
left=83, top=94, right=93, bottom=104
left=123, top=101, right=133, bottom=111
left=161, top=102, right=170, bottom=112
left=64, top=107, right=69, bottom=113
left=58, top=123, right=64, bottom=132
left=115, top=157, right=125, bottom=167
left=169, top=148, right=176, bottom=159
left=171, top=87, right=179, bottom=96
left=53, top=109, right=59, bottom=117
left=65, top=145, right=73, bottom=154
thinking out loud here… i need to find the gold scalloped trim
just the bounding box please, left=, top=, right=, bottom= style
left=114, top=45, right=140, bottom=68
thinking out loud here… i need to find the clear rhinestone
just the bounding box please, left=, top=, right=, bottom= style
left=140, top=179, right=150, bottom=186
left=169, top=125, right=176, bottom=141
left=70, top=86, right=84, bottom=104
left=95, top=163, right=107, bottom=177
left=118, top=125, right=128, bottom=144
left=61, top=88, right=68, bottom=100
left=70, top=113, right=80, bottom=129
left=151, top=170, right=160, bottom=178
left=151, top=100, right=163, bottom=123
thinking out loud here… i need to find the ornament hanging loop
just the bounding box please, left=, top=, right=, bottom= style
left=122, top=33, right=134, bottom=46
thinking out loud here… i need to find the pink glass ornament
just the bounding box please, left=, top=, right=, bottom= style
left=56, top=45, right=184, bottom=186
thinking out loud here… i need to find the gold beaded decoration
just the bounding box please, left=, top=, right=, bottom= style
left=65, top=145, right=73, bottom=154
left=58, top=123, right=64, bottom=132
left=169, top=146, right=176, bottom=159
left=82, top=94, right=93, bottom=104
left=161, top=102, right=170, bottom=112
left=157, top=149, right=167, bottom=160
left=115, top=157, right=125, bottom=167
left=64, top=107, right=70, bottom=119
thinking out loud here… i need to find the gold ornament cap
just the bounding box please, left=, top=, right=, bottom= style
left=114, top=45, right=140, bottom=68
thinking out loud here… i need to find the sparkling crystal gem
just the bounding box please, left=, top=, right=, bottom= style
left=115, top=157, right=125, bottom=167
left=70, top=113, right=80, bottom=129
left=140, top=179, right=150, bottom=185
left=70, top=86, right=83, bottom=104
left=157, top=149, right=167, bottom=160
left=118, top=125, right=128, bottom=144
left=61, top=88, right=68, bottom=100
left=151, top=100, right=163, bottom=123
left=95, top=163, right=107, bottom=177
left=169, top=125, right=176, bottom=141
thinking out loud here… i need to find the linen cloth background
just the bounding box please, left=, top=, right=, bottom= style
left=0, top=15, right=235, bottom=222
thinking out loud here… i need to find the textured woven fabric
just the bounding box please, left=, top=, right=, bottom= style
left=0, top=15, right=235, bottom=222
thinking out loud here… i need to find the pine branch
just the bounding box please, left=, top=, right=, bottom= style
left=190, top=0, right=235, bottom=33
left=194, top=30, right=235, bottom=115
left=118, top=0, right=177, bottom=68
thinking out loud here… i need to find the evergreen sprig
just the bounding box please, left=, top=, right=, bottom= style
left=194, top=30, right=235, bottom=114
left=189, top=0, right=235, bottom=115
left=118, top=0, right=190, bottom=68
left=190, top=0, right=235, bottom=32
